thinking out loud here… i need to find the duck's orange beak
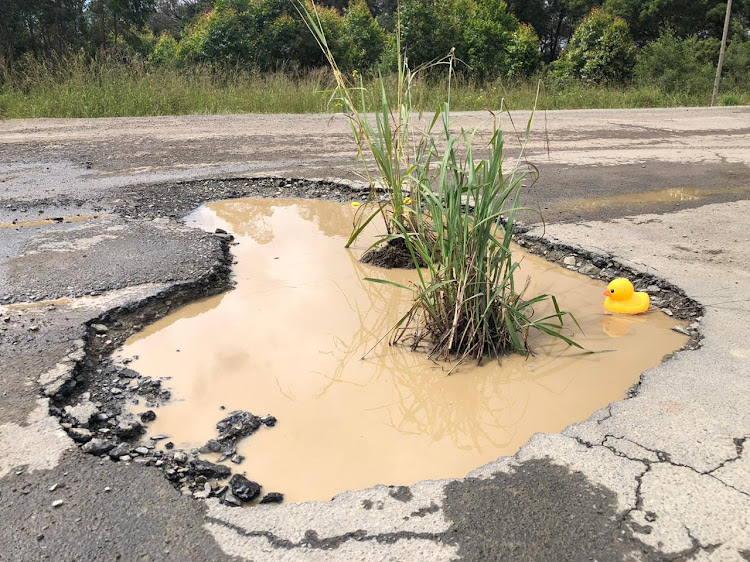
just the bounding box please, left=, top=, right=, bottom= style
left=603, top=290, right=610, bottom=297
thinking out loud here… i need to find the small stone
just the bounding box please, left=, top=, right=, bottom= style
left=133, top=446, right=149, bottom=455
left=173, top=451, right=187, bottom=464
left=230, top=474, right=261, bottom=503
left=29, top=325, right=39, bottom=332
left=260, top=492, right=284, bottom=504
left=48, top=484, right=59, bottom=492
left=211, top=485, right=228, bottom=498
left=165, top=442, right=174, bottom=450
left=230, top=455, right=244, bottom=464
left=109, top=442, right=130, bottom=459
left=64, top=399, right=100, bottom=427
left=662, top=308, right=673, bottom=317
left=260, top=415, right=277, bottom=427
left=645, top=512, right=657, bottom=522
left=113, top=415, right=142, bottom=438
left=81, top=438, right=116, bottom=455
left=91, top=324, right=109, bottom=334
left=140, top=410, right=157, bottom=423
left=110, top=388, right=122, bottom=395
left=194, top=482, right=212, bottom=500
left=51, top=500, right=64, bottom=508
left=562, top=256, right=577, bottom=266
left=188, top=460, right=231, bottom=480
left=671, top=325, right=690, bottom=336
left=578, top=264, right=599, bottom=276
left=68, top=428, right=93, bottom=443
left=150, top=435, right=169, bottom=442
left=119, top=455, right=131, bottom=462
left=104, top=487, right=111, bottom=492
left=646, top=285, right=661, bottom=293
left=205, top=439, right=222, bottom=453
left=222, top=492, right=241, bottom=507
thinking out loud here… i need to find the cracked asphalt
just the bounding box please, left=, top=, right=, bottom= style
left=0, top=107, right=749, bottom=561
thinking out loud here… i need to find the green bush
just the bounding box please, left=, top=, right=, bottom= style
left=171, top=0, right=353, bottom=71
left=149, top=33, right=179, bottom=66
left=634, top=33, right=714, bottom=95
left=555, top=8, right=635, bottom=84
left=507, top=24, right=542, bottom=77
left=399, top=0, right=461, bottom=67
left=462, top=0, right=518, bottom=79
left=344, top=0, right=387, bottom=69
left=723, top=38, right=750, bottom=91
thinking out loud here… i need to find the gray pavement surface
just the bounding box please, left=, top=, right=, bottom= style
left=0, top=107, right=749, bottom=561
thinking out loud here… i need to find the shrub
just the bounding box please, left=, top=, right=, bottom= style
left=507, top=24, right=542, bottom=77
left=149, top=33, right=179, bottom=66
left=399, top=0, right=461, bottom=67
left=462, top=0, right=518, bottom=79
left=344, top=0, right=387, bottom=69
left=723, top=38, right=750, bottom=91
left=634, top=33, right=714, bottom=95
left=555, top=8, right=635, bottom=84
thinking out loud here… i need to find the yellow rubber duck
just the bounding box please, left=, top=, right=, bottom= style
left=603, top=278, right=650, bottom=314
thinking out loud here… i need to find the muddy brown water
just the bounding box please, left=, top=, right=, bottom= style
left=549, top=186, right=750, bottom=213
left=119, top=198, right=687, bottom=503
left=0, top=215, right=98, bottom=228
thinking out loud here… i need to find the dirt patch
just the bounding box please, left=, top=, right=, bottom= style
left=360, top=238, right=423, bottom=269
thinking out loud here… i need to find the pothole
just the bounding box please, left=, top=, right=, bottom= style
left=110, top=197, right=688, bottom=503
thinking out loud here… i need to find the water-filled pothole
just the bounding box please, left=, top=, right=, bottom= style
left=119, top=198, right=687, bottom=502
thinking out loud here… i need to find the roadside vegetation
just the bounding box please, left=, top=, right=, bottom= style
left=1, top=0, right=749, bottom=118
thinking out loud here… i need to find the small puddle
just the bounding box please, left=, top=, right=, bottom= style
left=119, top=198, right=687, bottom=502
left=550, top=186, right=750, bottom=212
left=0, top=215, right=99, bottom=229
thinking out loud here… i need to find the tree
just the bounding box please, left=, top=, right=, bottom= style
left=399, top=0, right=461, bottom=67
left=603, top=0, right=747, bottom=44
left=554, top=8, right=635, bottom=83
left=506, top=0, right=600, bottom=61
left=634, top=32, right=715, bottom=94
left=344, top=0, right=386, bottom=69
left=462, top=0, right=519, bottom=78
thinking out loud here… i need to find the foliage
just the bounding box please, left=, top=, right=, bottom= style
left=554, top=8, right=636, bottom=84
left=633, top=30, right=750, bottom=96
left=344, top=0, right=387, bottom=69
left=399, top=0, right=461, bottom=67
left=148, top=33, right=180, bottom=66
left=506, top=0, right=599, bottom=61
left=462, top=0, right=519, bottom=79
left=507, top=24, right=542, bottom=77
left=603, top=0, right=750, bottom=45
left=634, top=33, right=715, bottom=95
left=723, top=36, right=750, bottom=91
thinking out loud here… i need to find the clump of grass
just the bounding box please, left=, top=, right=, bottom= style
left=385, top=99, right=582, bottom=360
left=298, top=2, right=581, bottom=362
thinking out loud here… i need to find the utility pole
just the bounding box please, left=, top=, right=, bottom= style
left=711, top=0, right=732, bottom=106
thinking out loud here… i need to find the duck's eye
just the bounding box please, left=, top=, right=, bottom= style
left=610, top=289, right=615, bottom=293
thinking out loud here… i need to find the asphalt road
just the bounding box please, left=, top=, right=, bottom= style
left=0, top=107, right=749, bottom=561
